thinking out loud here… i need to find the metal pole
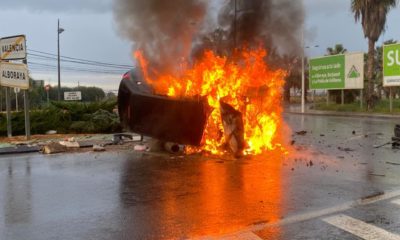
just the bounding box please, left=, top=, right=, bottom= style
left=233, top=0, right=237, bottom=50
left=24, top=90, right=31, bottom=140
left=341, top=90, right=344, bottom=105
left=0, top=87, right=3, bottom=112
left=15, top=90, right=18, bottom=112
left=57, top=19, right=61, bottom=101
left=360, top=89, right=363, bottom=109
left=327, top=90, right=330, bottom=106
left=390, top=87, right=393, bottom=113
left=301, top=29, right=305, bottom=113
left=5, top=87, right=12, bottom=137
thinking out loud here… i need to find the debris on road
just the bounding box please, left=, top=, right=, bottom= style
left=93, top=145, right=106, bottom=152
left=164, top=142, right=184, bottom=154
left=59, top=140, right=80, bottom=148
left=220, top=100, right=245, bottom=158
left=295, top=130, right=307, bottom=136
left=46, top=130, right=57, bottom=135
left=386, top=161, right=400, bottom=166
left=43, top=142, right=67, bottom=154
left=338, top=147, right=355, bottom=152
left=134, top=144, right=150, bottom=151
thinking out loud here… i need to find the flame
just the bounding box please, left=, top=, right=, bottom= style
left=135, top=48, right=287, bottom=155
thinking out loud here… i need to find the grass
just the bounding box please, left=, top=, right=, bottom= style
left=314, top=99, right=400, bottom=114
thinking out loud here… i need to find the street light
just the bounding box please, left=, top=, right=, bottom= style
left=57, top=19, right=65, bottom=101
left=301, top=29, right=319, bottom=113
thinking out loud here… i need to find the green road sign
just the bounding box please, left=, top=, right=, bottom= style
left=383, top=43, right=400, bottom=87
left=309, top=53, right=364, bottom=90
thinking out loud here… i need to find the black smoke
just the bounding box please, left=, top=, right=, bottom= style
left=113, top=0, right=304, bottom=73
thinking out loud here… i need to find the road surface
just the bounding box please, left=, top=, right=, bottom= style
left=1, top=114, right=400, bottom=239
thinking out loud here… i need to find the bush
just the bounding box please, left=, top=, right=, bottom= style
left=0, top=100, right=121, bottom=136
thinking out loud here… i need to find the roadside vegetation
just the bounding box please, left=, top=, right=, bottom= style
left=0, top=78, right=120, bottom=136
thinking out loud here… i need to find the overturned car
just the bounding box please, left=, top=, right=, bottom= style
left=118, top=70, right=210, bottom=146
left=118, top=70, right=246, bottom=156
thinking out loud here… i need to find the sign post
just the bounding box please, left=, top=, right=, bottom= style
left=309, top=52, right=364, bottom=107
left=0, top=35, right=30, bottom=139
left=5, top=87, right=12, bottom=137
left=383, top=43, right=400, bottom=113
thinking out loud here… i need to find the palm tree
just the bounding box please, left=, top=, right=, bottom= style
left=326, top=44, right=347, bottom=55
left=351, top=0, right=398, bottom=110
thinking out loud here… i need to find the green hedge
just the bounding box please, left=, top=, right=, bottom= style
left=0, top=100, right=121, bottom=136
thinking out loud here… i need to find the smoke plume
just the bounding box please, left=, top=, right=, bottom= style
left=218, top=0, right=305, bottom=56
left=113, top=0, right=208, bottom=75
left=113, top=0, right=304, bottom=73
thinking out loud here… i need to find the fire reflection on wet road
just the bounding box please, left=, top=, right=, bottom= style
left=1, top=114, right=400, bottom=239
left=118, top=152, right=284, bottom=239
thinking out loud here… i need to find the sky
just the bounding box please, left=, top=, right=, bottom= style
left=0, top=0, right=399, bottom=91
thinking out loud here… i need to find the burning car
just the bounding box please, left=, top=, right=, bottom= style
left=118, top=70, right=209, bottom=146
left=118, top=49, right=287, bottom=156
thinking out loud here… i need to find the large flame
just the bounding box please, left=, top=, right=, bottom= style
left=135, top=48, right=287, bottom=155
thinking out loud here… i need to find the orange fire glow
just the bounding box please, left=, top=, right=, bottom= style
left=135, top=48, right=287, bottom=155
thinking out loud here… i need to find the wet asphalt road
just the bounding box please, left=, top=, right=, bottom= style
left=1, top=114, right=400, bottom=239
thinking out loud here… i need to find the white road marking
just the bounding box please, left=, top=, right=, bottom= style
left=219, top=231, right=263, bottom=240
left=391, top=199, right=400, bottom=206
left=195, top=231, right=262, bottom=240
left=197, top=189, right=400, bottom=239
left=323, top=214, right=400, bottom=240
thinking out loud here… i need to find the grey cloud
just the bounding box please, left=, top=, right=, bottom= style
left=1, top=0, right=112, bottom=13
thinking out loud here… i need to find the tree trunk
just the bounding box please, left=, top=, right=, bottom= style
left=367, top=39, right=376, bottom=110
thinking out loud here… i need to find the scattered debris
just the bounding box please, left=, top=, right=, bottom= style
left=112, top=133, right=143, bottom=144
left=352, top=130, right=356, bottom=135
left=290, top=140, right=296, bottom=145
left=46, top=130, right=57, bottom=135
left=93, top=145, right=106, bottom=152
left=361, top=191, right=385, bottom=201
left=0, top=145, right=41, bottom=155
left=59, top=140, right=80, bottom=148
left=386, top=161, right=400, bottom=166
left=369, top=173, right=386, bottom=177
left=220, top=100, right=245, bottom=158
left=338, top=147, right=355, bottom=152
left=395, top=125, right=400, bottom=137
left=295, top=130, right=307, bottom=136
left=374, top=141, right=394, bottom=149
left=164, top=142, right=184, bottom=154
left=320, top=134, right=325, bottom=137
left=134, top=144, right=150, bottom=151
left=43, top=142, right=67, bottom=154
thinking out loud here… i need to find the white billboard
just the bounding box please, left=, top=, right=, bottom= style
left=0, top=62, right=29, bottom=89
left=64, top=91, right=82, bottom=101
left=0, top=35, right=26, bottom=60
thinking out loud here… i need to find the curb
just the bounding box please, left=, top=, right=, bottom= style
left=284, top=111, right=400, bottom=120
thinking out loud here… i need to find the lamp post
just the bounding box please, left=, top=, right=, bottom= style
left=301, top=29, right=319, bottom=113
left=57, top=19, right=65, bottom=101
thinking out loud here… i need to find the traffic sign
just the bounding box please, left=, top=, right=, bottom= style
left=64, top=91, right=82, bottom=101
left=0, top=35, right=26, bottom=60
left=383, top=43, right=400, bottom=87
left=0, top=62, right=29, bottom=89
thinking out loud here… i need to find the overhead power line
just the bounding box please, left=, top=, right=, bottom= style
left=27, top=49, right=134, bottom=69
left=28, top=53, right=132, bottom=70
